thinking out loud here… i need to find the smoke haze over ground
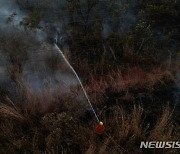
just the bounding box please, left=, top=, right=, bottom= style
left=0, top=0, right=179, bottom=112
left=0, top=0, right=26, bottom=25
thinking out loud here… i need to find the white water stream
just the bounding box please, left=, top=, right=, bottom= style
left=54, top=44, right=100, bottom=123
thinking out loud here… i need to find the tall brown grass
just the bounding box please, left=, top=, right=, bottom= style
left=0, top=100, right=179, bottom=153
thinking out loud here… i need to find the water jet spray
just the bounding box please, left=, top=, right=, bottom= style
left=54, top=43, right=105, bottom=134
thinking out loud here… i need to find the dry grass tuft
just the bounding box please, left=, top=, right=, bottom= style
left=0, top=104, right=24, bottom=121
left=149, top=107, right=173, bottom=141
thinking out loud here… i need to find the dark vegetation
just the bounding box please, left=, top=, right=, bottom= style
left=0, top=0, right=180, bottom=153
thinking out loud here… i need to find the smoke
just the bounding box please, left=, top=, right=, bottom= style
left=119, top=11, right=137, bottom=34
left=93, top=1, right=138, bottom=39
left=0, top=0, right=48, bottom=42
left=0, top=0, right=82, bottom=107
left=0, top=36, right=86, bottom=115
left=0, top=0, right=138, bottom=45
left=0, top=0, right=137, bottom=92
left=0, top=0, right=26, bottom=26
left=0, top=52, right=9, bottom=84
left=0, top=51, right=18, bottom=100
left=0, top=0, right=137, bottom=110
left=20, top=42, right=88, bottom=113
left=21, top=43, right=79, bottom=94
